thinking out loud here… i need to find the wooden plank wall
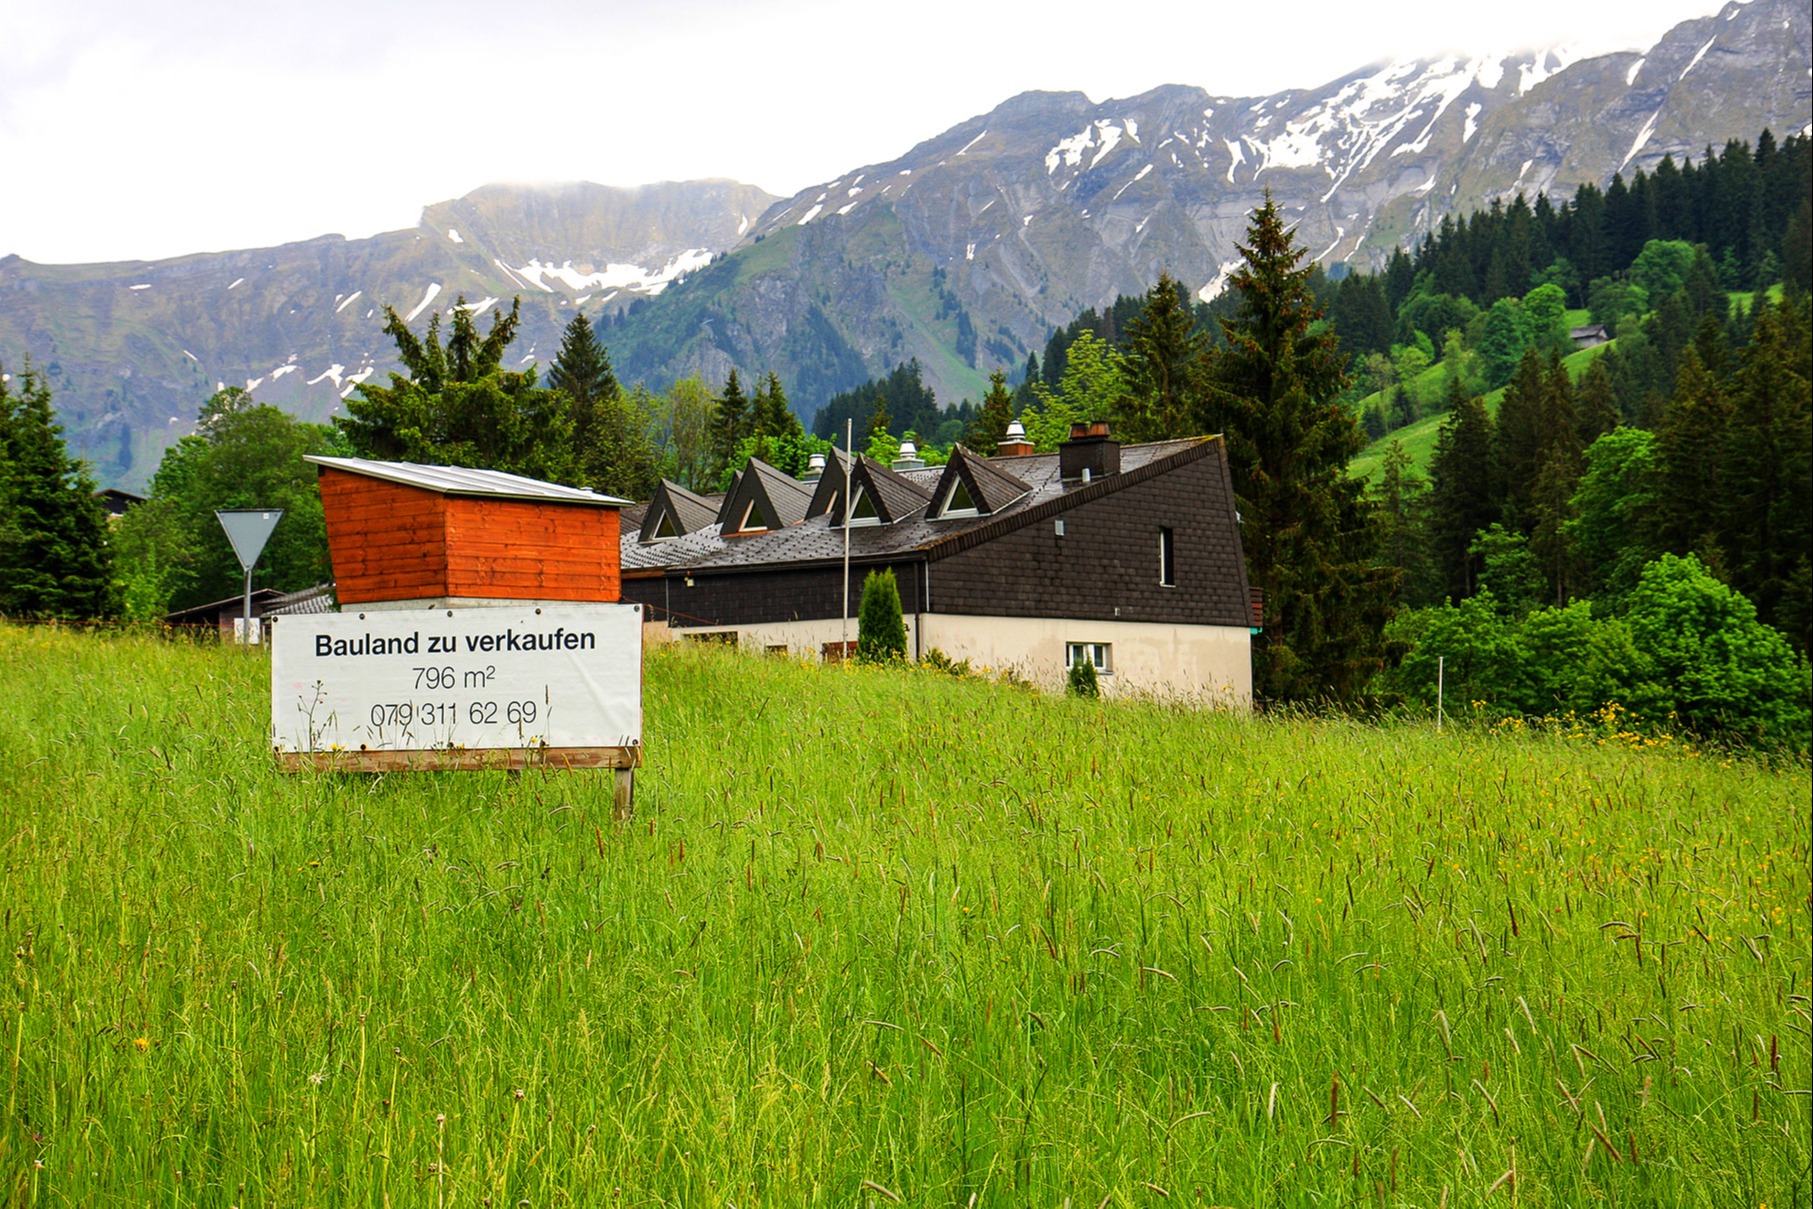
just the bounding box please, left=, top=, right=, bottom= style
left=319, top=470, right=450, bottom=603
left=443, top=497, right=620, bottom=602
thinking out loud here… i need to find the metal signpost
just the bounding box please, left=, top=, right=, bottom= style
left=270, top=603, right=644, bottom=814
left=215, top=509, right=284, bottom=644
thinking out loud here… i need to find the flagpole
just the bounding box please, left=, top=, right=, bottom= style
left=841, top=418, right=852, bottom=660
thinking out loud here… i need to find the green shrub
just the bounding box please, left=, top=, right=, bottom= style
left=856, top=568, right=907, bottom=664
left=1067, top=657, right=1100, bottom=698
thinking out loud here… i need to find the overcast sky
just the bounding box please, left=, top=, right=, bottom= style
left=1, top=0, right=1724, bottom=264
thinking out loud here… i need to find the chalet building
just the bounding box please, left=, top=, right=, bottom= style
left=621, top=422, right=1255, bottom=704
left=1569, top=323, right=1611, bottom=350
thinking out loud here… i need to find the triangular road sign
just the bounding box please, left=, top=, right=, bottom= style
left=216, top=509, right=284, bottom=571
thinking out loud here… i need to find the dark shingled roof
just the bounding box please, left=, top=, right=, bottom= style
left=719, top=458, right=815, bottom=535
left=623, top=438, right=1209, bottom=574
left=805, top=448, right=852, bottom=520
left=850, top=456, right=935, bottom=524
left=639, top=480, right=722, bottom=542
left=931, top=446, right=1030, bottom=515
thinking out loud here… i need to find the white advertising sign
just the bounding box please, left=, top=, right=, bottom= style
left=271, top=604, right=642, bottom=754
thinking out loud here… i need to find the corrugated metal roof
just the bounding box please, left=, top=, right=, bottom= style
left=306, top=456, right=632, bottom=506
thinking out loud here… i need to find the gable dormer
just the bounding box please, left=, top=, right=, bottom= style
left=718, top=458, right=815, bottom=537
left=639, top=479, right=723, bottom=543
left=928, top=445, right=1031, bottom=519
left=835, top=455, right=934, bottom=527
left=804, top=447, right=852, bottom=521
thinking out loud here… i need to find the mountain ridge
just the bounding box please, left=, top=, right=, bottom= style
left=1, top=0, right=1805, bottom=491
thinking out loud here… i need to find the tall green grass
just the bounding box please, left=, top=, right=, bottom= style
left=3, top=627, right=1807, bottom=1205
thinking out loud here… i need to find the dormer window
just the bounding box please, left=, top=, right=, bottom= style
left=940, top=478, right=980, bottom=518
left=651, top=511, right=679, bottom=541
left=844, top=487, right=881, bottom=527
left=737, top=499, right=771, bottom=534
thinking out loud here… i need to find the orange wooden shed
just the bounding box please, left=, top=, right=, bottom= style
left=306, top=456, right=630, bottom=607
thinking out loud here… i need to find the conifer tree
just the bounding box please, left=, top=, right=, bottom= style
left=340, top=298, right=574, bottom=483
left=856, top=568, right=907, bottom=664
left=1528, top=353, right=1584, bottom=602
left=966, top=371, right=1014, bottom=451
left=1118, top=272, right=1204, bottom=442
left=1425, top=375, right=1498, bottom=600
left=1198, top=194, right=1394, bottom=702
left=1650, top=346, right=1730, bottom=559
left=708, top=370, right=752, bottom=481
left=1494, top=350, right=1546, bottom=532
left=0, top=364, right=114, bottom=619
left=1717, top=296, right=1813, bottom=635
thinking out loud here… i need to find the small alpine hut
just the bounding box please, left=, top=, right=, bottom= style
left=306, top=456, right=630, bottom=609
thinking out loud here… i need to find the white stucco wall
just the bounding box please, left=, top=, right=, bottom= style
left=669, top=612, right=1251, bottom=707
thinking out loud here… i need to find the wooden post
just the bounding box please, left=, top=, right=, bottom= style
left=613, top=768, right=635, bottom=822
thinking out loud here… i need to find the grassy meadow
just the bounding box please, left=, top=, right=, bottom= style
left=2, top=626, right=1808, bottom=1206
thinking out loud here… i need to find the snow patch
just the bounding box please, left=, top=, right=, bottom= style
left=129, top=283, right=151, bottom=290
left=1680, top=36, right=1715, bottom=80
left=796, top=203, right=824, bottom=225
left=965, top=242, right=976, bottom=261
left=837, top=202, right=858, bottom=215
left=1517, top=45, right=1580, bottom=94
left=228, top=277, right=244, bottom=289
left=1620, top=110, right=1662, bottom=170
left=269, top=364, right=299, bottom=382
left=492, top=259, right=534, bottom=291
left=1111, top=163, right=1154, bottom=201
left=307, top=364, right=346, bottom=388
left=1463, top=102, right=1482, bottom=142
left=1199, top=259, right=1243, bottom=301
left=447, top=228, right=463, bottom=243
left=1473, top=56, right=1504, bottom=89
left=404, top=282, right=442, bottom=323
left=338, top=367, right=374, bottom=399
left=334, top=290, right=361, bottom=314
left=183, top=350, right=199, bottom=363
left=1043, top=120, right=1126, bottom=174
left=1224, top=138, right=1245, bottom=183
left=955, top=129, right=987, bottom=156
left=454, top=296, right=501, bottom=314
left=1022, top=215, right=1033, bottom=227
left=509, top=250, right=713, bottom=296
left=1625, top=57, right=1645, bottom=85
left=736, top=214, right=750, bottom=236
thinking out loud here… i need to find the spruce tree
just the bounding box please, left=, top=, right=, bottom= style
left=1198, top=194, right=1394, bottom=703
left=1425, top=375, right=1498, bottom=600
left=1717, top=296, right=1813, bottom=634
left=708, top=370, right=752, bottom=482
left=1650, top=346, right=1730, bottom=559
left=1494, top=349, right=1546, bottom=532
left=1118, top=272, right=1204, bottom=442
left=0, top=364, right=114, bottom=619
left=340, top=298, right=574, bottom=483
left=966, top=371, right=1014, bottom=450
left=1528, top=353, right=1584, bottom=603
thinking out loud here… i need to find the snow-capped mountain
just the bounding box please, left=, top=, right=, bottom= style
left=0, top=0, right=1805, bottom=491
left=603, top=0, right=1806, bottom=405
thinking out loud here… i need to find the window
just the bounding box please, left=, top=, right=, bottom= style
left=941, top=478, right=979, bottom=518
left=1065, top=642, right=1111, bottom=674
left=685, top=631, right=738, bottom=645
left=844, top=487, right=881, bottom=527
left=650, top=511, right=678, bottom=541
left=738, top=499, right=770, bottom=533
left=1159, top=526, right=1175, bottom=586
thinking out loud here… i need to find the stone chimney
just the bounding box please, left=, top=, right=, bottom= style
left=996, top=419, right=1034, bottom=458
left=1059, top=420, right=1120, bottom=483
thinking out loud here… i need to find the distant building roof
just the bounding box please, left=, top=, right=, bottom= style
left=304, top=456, right=631, bottom=506
left=95, top=487, right=146, bottom=517
left=624, top=438, right=1211, bottom=575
